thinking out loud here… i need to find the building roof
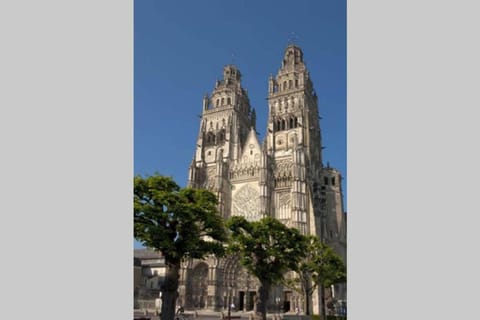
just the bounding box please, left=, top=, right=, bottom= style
left=134, top=248, right=163, bottom=259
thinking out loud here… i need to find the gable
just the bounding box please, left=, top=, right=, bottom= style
left=239, top=128, right=262, bottom=165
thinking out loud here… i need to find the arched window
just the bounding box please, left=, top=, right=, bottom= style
left=216, top=99, right=219, bottom=107
left=294, top=117, right=298, bottom=128
left=221, top=98, right=224, bottom=105
left=276, top=120, right=281, bottom=131
left=227, top=97, right=231, bottom=105
left=207, top=132, right=215, bottom=145
left=283, top=81, right=287, bottom=91
left=289, top=80, right=292, bottom=89
left=289, top=118, right=294, bottom=129
left=295, top=79, right=298, bottom=88
left=281, top=119, right=286, bottom=130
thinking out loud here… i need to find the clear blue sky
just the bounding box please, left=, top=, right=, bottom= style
left=134, top=0, right=346, bottom=247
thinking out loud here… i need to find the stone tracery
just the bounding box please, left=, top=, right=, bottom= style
left=181, top=45, right=346, bottom=315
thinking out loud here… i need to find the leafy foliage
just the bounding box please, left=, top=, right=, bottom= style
left=226, top=216, right=306, bottom=284
left=283, top=235, right=346, bottom=315
left=226, top=216, right=307, bottom=320
left=134, top=174, right=227, bottom=264
left=306, top=236, right=346, bottom=288
left=134, top=174, right=228, bottom=320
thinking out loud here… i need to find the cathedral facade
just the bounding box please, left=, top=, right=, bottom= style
left=178, top=45, right=346, bottom=315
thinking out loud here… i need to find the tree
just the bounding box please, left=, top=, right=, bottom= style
left=283, top=235, right=346, bottom=318
left=226, top=216, right=306, bottom=320
left=134, top=174, right=228, bottom=320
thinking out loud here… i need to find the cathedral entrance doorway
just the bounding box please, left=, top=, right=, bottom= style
left=238, top=291, right=244, bottom=311
left=283, top=291, right=292, bottom=312
left=237, top=291, right=255, bottom=311
left=249, top=292, right=256, bottom=311
left=222, top=255, right=259, bottom=312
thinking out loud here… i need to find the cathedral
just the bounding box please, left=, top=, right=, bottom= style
left=178, top=44, right=346, bottom=315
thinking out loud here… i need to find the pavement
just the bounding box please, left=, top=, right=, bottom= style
left=134, top=310, right=299, bottom=320
left=134, top=310, right=246, bottom=319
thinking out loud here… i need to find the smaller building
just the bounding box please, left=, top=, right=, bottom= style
left=134, top=248, right=166, bottom=311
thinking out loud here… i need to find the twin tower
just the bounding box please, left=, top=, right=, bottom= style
left=181, top=45, right=346, bottom=313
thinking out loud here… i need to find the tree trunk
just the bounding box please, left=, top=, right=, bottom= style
left=300, top=275, right=314, bottom=315
left=303, top=286, right=311, bottom=315
left=256, top=280, right=271, bottom=320
left=320, top=287, right=326, bottom=320
left=161, top=261, right=181, bottom=320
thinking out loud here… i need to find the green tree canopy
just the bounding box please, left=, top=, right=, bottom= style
left=284, top=235, right=346, bottom=316
left=134, top=174, right=227, bottom=320
left=226, top=216, right=306, bottom=320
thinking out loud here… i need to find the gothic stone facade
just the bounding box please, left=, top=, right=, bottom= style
left=179, top=45, right=346, bottom=315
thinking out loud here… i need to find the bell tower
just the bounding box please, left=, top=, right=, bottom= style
left=188, top=64, right=256, bottom=219
left=266, top=45, right=323, bottom=166
left=265, top=44, right=324, bottom=235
